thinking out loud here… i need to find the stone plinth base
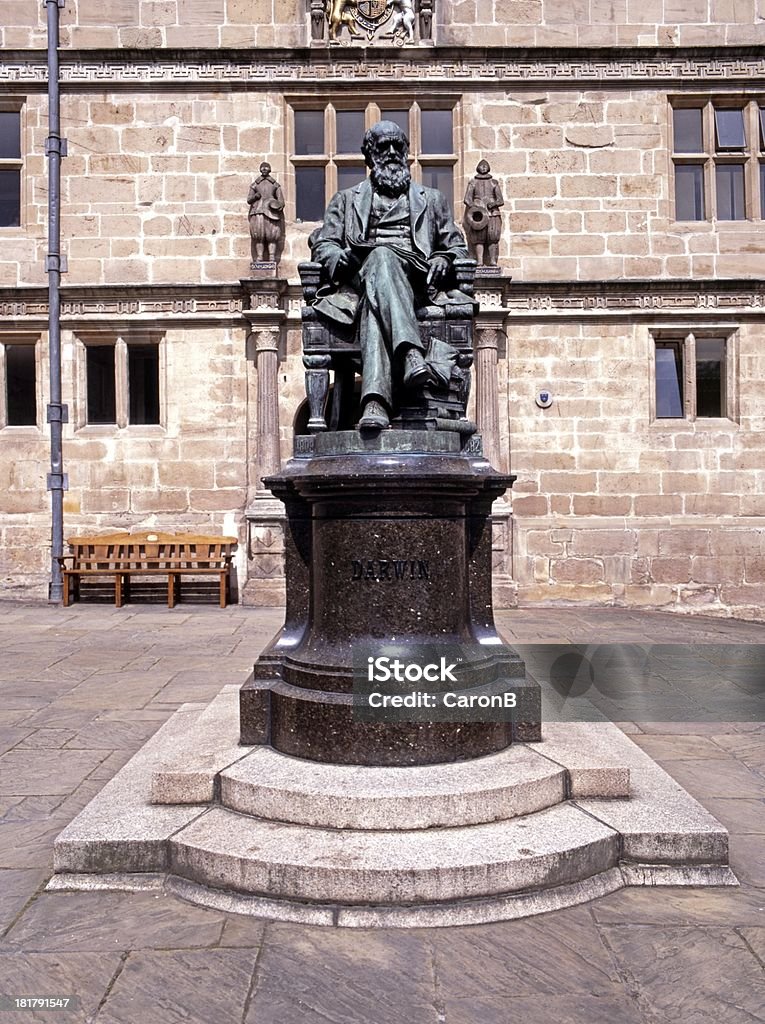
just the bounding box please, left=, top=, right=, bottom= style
left=50, top=685, right=736, bottom=928
left=240, top=430, right=540, bottom=765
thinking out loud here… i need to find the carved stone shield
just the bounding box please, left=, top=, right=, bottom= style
left=354, top=0, right=393, bottom=37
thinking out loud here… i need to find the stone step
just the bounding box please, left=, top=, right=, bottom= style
left=220, top=744, right=567, bottom=829
left=168, top=802, right=619, bottom=905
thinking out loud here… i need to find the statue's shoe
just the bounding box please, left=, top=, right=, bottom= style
left=358, top=400, right=390, bottom=431
left=403, top=348, right=430, bottom=388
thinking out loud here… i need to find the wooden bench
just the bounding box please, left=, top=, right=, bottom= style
left=58, top=532, right=238, bottom=609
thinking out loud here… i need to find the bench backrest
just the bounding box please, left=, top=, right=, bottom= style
left=66, top=533, right=238, bottom=570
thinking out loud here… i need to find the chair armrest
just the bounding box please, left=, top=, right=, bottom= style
left=298, top=261, right=323, bottom=304
left=453, top=258, right=477, bottom=298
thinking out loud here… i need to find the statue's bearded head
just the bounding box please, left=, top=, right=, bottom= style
left=362, top=121, right=411, bottom=198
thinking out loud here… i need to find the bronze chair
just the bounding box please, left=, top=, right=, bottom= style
left=298, top=258, right=478, bottom=434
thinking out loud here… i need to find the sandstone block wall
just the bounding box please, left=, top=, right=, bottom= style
left=3, top=0, right=762, bottom=47
left=4, top=88, right=764, bottom=289
left=0, top=323, right=252, bottom=598
left=507, top=320, right=765, bottom=619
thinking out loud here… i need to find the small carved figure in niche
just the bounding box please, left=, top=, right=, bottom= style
left=247, top=162, right=285, bottom=264
left=419, top=0, right=433, bottom=39
left=463, top=160, right=504, bottom=268
left=326, top=0, right=360, bottom=40
left=311, top=0, right=326, bottom=39
left=386, top=0, right=416, bottom=43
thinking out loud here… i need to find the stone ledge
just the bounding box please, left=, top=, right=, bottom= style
left=220, top=744, right=567, bottom=829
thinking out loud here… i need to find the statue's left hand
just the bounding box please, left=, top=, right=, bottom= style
left=427, top=256, right=450, bottom=288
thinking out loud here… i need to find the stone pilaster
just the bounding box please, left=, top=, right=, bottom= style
left=474, top=324, right=502, bottom=472
left=252, top=329, right=281, bottom=484
left=241, top=281, right=288, bottom=606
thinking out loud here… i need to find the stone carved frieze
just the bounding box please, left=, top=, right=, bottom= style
left=2, top=283, right=765, bottom=324
left=3, top=54, right=765, bottom=87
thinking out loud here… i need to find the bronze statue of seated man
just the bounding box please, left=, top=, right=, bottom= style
left=309, top=120, right=470, bottom=430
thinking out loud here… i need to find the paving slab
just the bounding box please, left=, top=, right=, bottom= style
left=0, top=952, right=123, bottom=1024
left=95, top=949, right=254, bottom=1024
left=429, top=904, right=620, bottom=999
left=603, top=926, right=765, bottom=1024
left=590, top=884, right=765, bottom=926
left=1, top=890, right=225, bottom=953
left=245, top=925, right=438, bottom=1024
left=443, top=989, right=646, bottom=1024
left=0, top=749, right=110, bottom=797
left=700, top=798, right=765, bottom=834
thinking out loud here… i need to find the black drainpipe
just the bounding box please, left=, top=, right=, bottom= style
left=44, top=0, right=68, bottom=603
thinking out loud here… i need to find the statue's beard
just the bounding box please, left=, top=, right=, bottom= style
left=370, top=158, right=411, bottom=198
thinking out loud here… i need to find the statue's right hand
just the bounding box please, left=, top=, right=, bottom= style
left=334, top=248, right=360, bottom=280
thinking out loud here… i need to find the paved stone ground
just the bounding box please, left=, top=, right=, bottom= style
left=0, top=601, right=763, bottom=1024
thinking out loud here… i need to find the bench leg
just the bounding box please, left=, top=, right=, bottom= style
left=62, top=572, right=71, bottom=607
left=115, top=574, right=123, bottom=609
left=219, top=571, right=227, bottom=609
left=168, top=573, right=177, bottom=609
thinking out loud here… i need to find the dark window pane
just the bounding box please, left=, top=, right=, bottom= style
left=128, top=345, right=160, bottom=425
left=760, top=107, right=765, bottom=150
left=674, top=164, right=705, bottom=220
left=294, top=110, right=324, bottom=156
left=761, top=162, right=765, bottom=219
left=0, top=112, right=20, bottom=160
left=673, top=108, right=703, bottom=153
left=336, top=110, right=365, bottom=154
left=0, top=169, right=20, bottom=227
left=421, top=109, right=453, bottom=154
left=696, top=338, right=724, bottom=418
left=655, top=343, right=684, bottom=418
left=337, top=165, right=366, bottom=191
left=421, top=164, right=454, bottom=210
left=379, top=109, right=409, bottom=138
left=5, top=345, right=36, bottom=426
left=87, top=346, right=116, bottom=424
left=295, top=166, right=325, bottom=220
left=716, top=164, right=745, bottom=220
left=715, top=108, right=745, bottom=150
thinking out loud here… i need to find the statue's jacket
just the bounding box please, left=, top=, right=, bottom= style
left=311, top=178, right=469, bottom=327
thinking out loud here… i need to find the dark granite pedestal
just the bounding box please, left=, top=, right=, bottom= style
left=240, top=431, right=541, bottom=766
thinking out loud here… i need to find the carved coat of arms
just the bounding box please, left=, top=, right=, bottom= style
left=325, top=0, right=415, bottom=43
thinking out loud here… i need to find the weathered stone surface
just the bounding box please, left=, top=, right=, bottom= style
left=577, top=763, right=730, bottom=864
left=603, top=926, right=765, bottom=1023
left=535, top=722, right=633, bottom=796
left=220, top=742, right=566, bottom=828
left=95, top=949, right=254, bottom=1024
left=0, top=953, right=124, bottom=1022
left=53, top=707, right=207, bottom=875
left=1, top=891, right=224, bottom=952
left=169, top=803, right=618, bottom=903
left=151, top=685, right=252, bottom=804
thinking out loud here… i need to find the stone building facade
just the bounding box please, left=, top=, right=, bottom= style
left=1, top=0, right=765, bottom=618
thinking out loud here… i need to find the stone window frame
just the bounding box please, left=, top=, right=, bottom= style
left=73, top=327, right=167, bottom=433
left=287, top=96, right=460, bottom=222
left=0, top=98, right=24, bottom=231
left=648, top=326, right=740, bottom=425
left=670, top=97, right=764, bottom=223
left=0, top=330, right=45, bottom=431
